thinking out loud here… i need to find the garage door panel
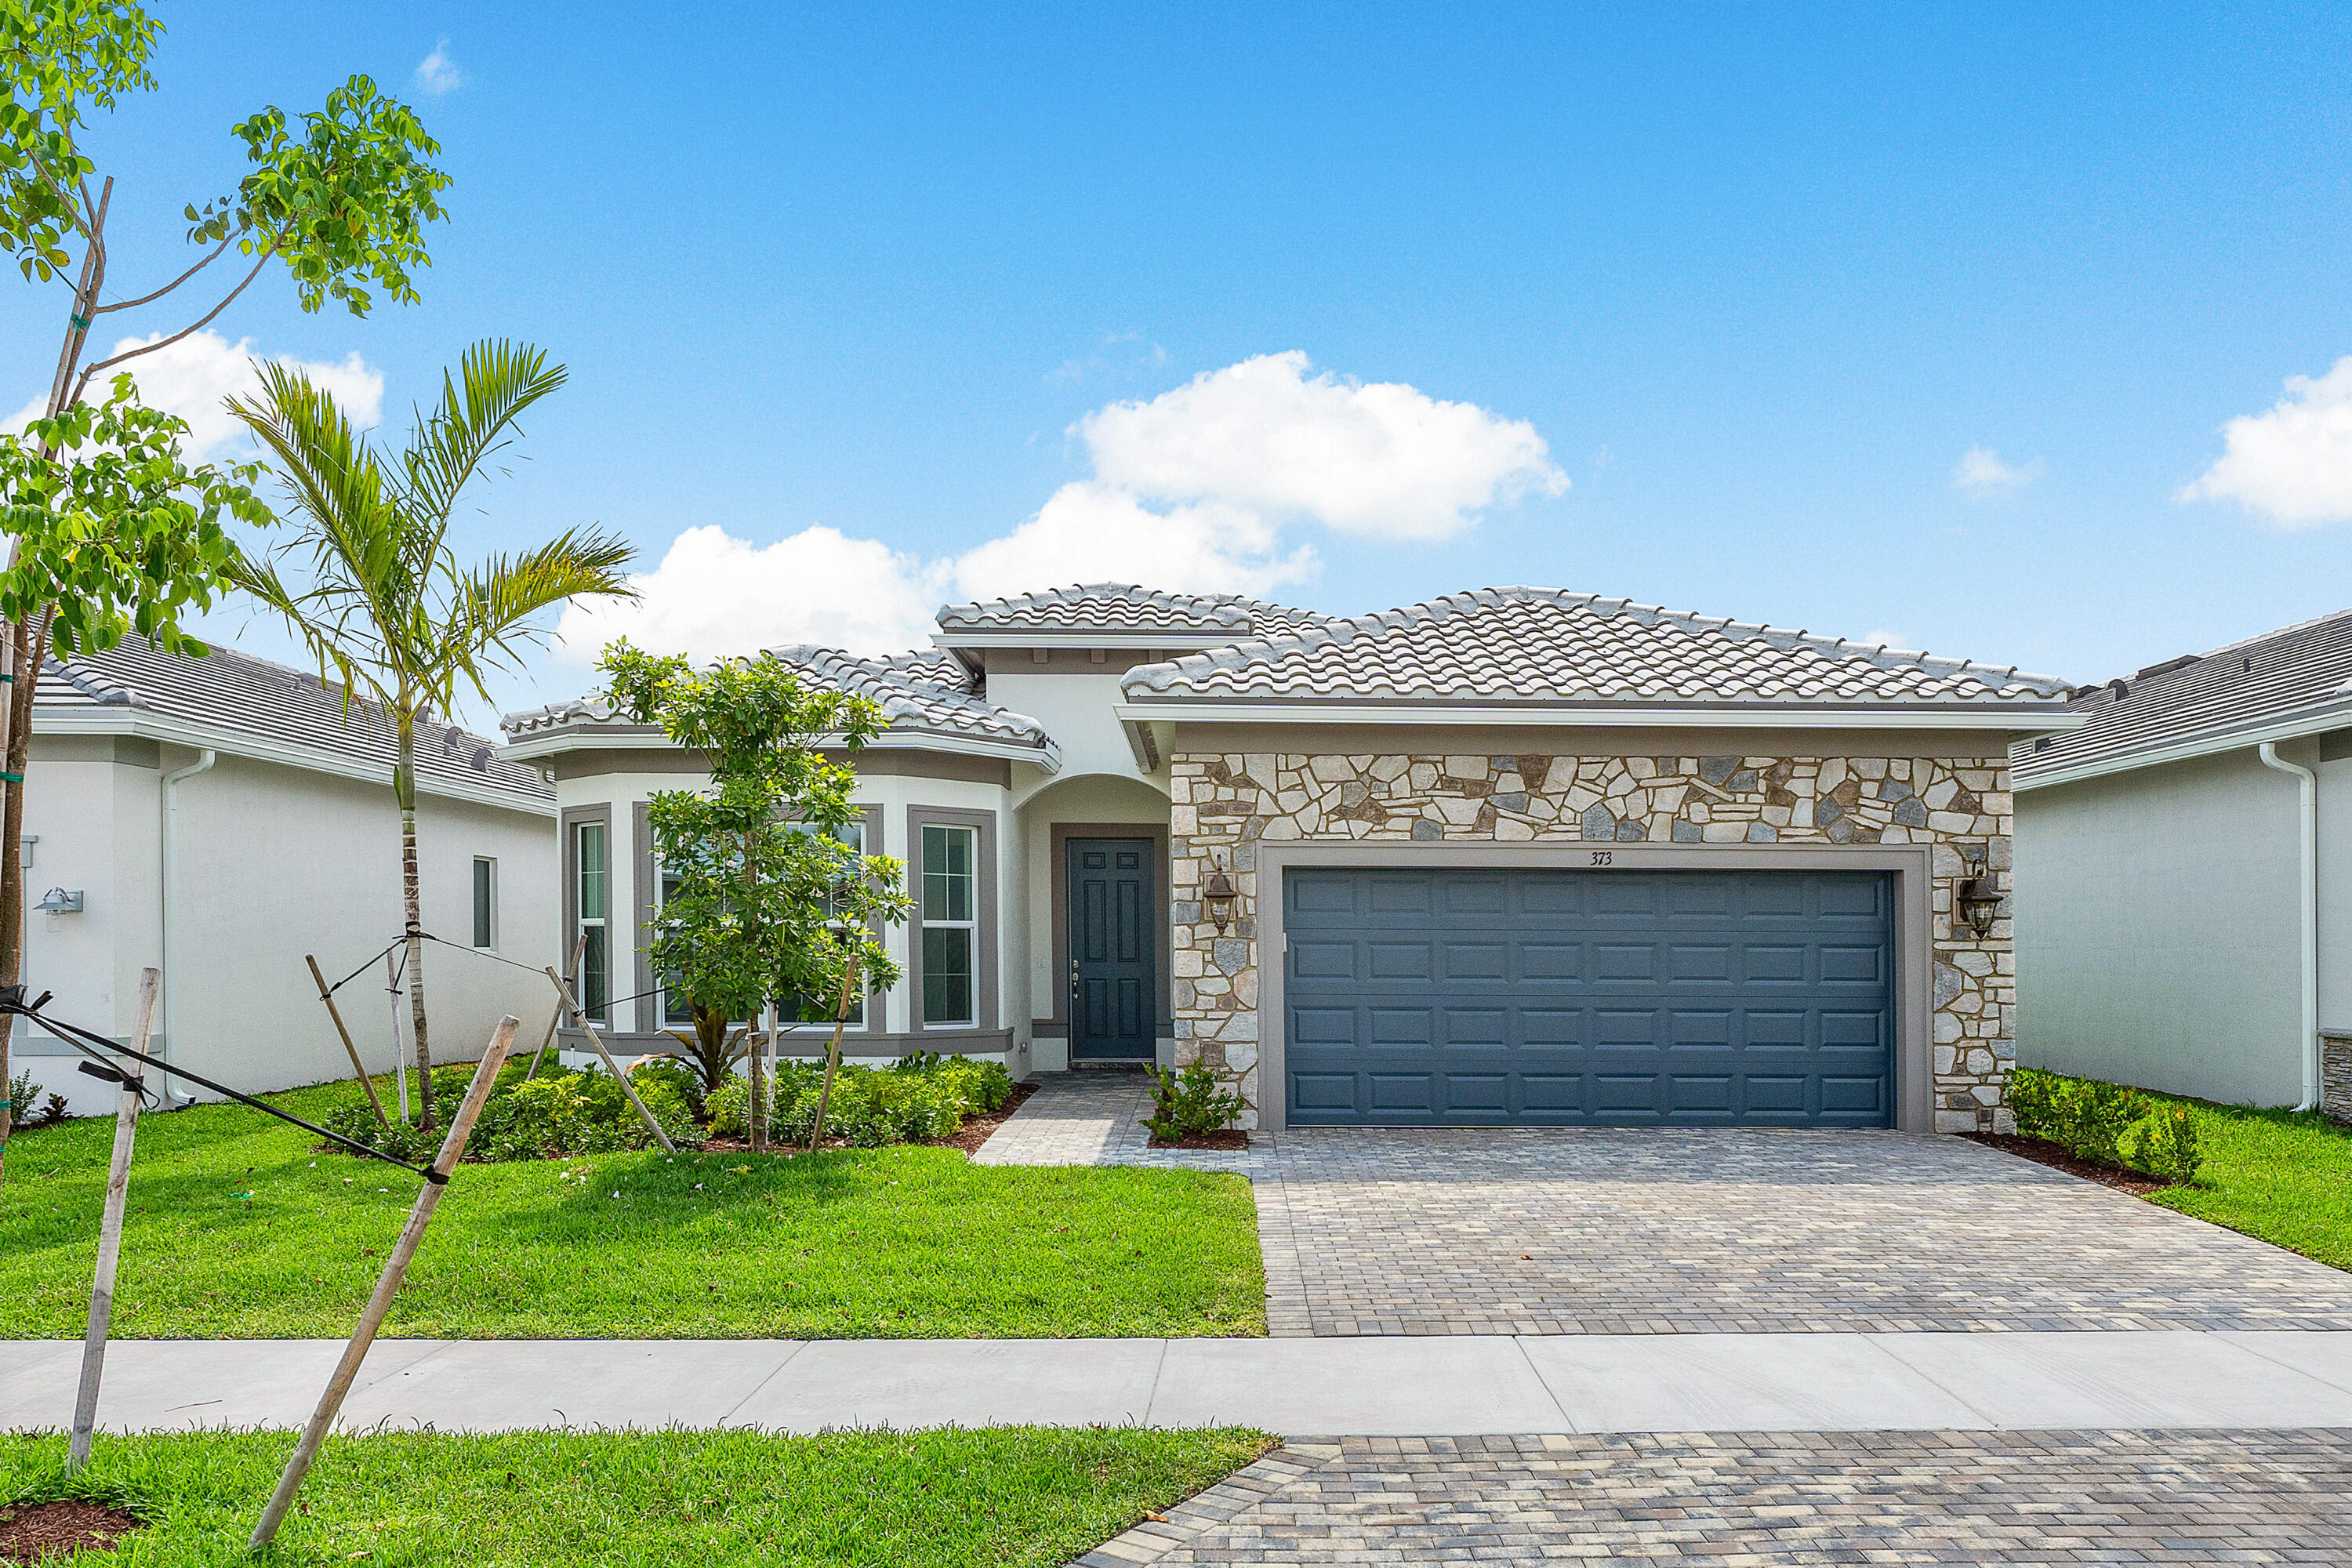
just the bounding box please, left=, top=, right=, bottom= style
left=1287, top=867, right=1893, bottom=1127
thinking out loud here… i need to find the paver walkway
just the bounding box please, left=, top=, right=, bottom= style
left=1078, top=1429, right=2352, bottom=1566
left=10, top=1330, right=2352, bottom=1436
left=978, top=1073, right=2352, bottom=1336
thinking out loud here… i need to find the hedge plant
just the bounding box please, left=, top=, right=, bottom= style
left=2009, top=1067, right=2204, bottom=1185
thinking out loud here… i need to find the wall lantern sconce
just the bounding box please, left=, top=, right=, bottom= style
left=1203, top=860, right=1238, bottom=935
left=1955, top=845, right=2001, bottom=940
left=34, top=886, right=83, bottom=932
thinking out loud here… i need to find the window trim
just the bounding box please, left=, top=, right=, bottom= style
left=907, top=805, right=996, bottom=1033
left=561, top=803, right=615, bottom=1026
left=471, top=855, right=499, bottom=952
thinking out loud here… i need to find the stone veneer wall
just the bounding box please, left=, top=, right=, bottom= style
left=1168, top=750, right=2015, bottom=1133
left=2323, top=1033, right=2352, bottom=1127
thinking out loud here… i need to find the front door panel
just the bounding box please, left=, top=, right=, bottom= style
left=1068, top=838, right=1157, bottom=1060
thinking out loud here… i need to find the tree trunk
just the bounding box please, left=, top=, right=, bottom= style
left=808, top=949, right=861, bottom=1149
left=742, top=830, right=762, bottom=1152
left=0, top=615, right=49, bottom=1186
left=396, top=712, right=435, bottom=1130
left=0, top=191, right=114, bottom=1190
left=0, top=622, right=24, bottom=1185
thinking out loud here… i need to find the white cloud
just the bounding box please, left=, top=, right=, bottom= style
left=6, top=330, right=383, bottom=462
left=413, top=39, right=463, bottom=96
left=953, top=482, right=1315, bottom=604
left=557, top=352, right=1559, bottom=663
left=2180, top=357, right=2352, bottom=528
left=1952, top=446, right=2039, bottom=495
left=1081, top=350, right=1566, bottom=541
left=1859, top=629, right=1911, bottom=651
left=554, top=524, right=949, bottom=665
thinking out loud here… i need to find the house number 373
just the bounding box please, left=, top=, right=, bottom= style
left=1589, top=851, right=1614, bottom=866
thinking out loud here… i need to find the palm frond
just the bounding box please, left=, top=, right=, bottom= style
left=444, top=526, right=637, bottom=701
left=397, top=339, right=568, bottom=530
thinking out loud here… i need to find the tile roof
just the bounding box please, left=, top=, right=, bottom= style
left=499, top=647, right=1054, bottom=754
left=38, top=637, right=552, bottom=806
left=2011, top=606, right=2352, bottom=783
left=936, top=583, right=1334, bottom=638
left=1122, top=588, right=2076, bottom=707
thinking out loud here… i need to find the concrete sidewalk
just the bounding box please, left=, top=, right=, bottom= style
left=9, top=1330, right=2352, bottom=1436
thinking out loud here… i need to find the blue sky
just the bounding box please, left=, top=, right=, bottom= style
left=9, top=2, right=2352, bottom=724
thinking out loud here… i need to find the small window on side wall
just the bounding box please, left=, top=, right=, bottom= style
left=920, top=823, right=976, bottom=1028
left=472, top=856, right=497, bottom=950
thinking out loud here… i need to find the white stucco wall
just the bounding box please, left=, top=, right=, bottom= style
left=2316, top=754, right=2352, bottom=1035
left=2014, top=746, right=2304, bottom=1105
left=19, top=738, right=556, bottom=1110
left=991, top=670, right=1158, bottom=799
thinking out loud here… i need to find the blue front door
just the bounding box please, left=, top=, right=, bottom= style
left=1068, top=838, right=1157, bottom=1060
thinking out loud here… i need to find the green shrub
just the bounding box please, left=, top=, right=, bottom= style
left=6, top=1069, right=65, bottom=1129
left=1142, top=1062, right=1248, bottom=1142
left=2010, top=1066, right=2203, bottom=1184
left=323, top=1060, right=699, bottom=1165
left=706, top=1053, right=1005, bottom=1146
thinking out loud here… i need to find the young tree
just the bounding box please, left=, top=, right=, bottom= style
left=228, top=343, right=634, bottom=1130
left=601, top=643, right=909, bottom=1150
left=0, top=0, right=450, bottom=1171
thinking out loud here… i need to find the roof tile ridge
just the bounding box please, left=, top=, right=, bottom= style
left=43, top=652, right=143, bottom=707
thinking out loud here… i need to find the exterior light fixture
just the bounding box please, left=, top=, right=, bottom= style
left=32, top=887, right=82, bottom=914
left=1955, top=845, right=2000, bottom=940
left=1203, top=860, right=1238, bottom=934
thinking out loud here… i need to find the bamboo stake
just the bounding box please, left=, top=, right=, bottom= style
left=525, top=933, right=590, bottom=1080
left=67, top=967, right=161, bottom=1472
left=248, top=1014, right=519, bottom=1552
left=387, top=950, right=409, bottom=1123
left=307, top=955, right=387, bottom=1127
left=544, top=968, right=676, bottom=1153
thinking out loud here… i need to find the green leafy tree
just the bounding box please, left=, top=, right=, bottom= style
left=601, top=643, right=912, bottom=1150
left=0, top=0, right=450, bottom=1171
left=227, top=343, right=633, bottom=1130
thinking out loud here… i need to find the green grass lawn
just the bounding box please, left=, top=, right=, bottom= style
left=0, top=1425, right=1273, bottom=1566
left=2142, top=1096, right=2352, bottom=1271
left=0, top=1083, right=1264, bottom=1339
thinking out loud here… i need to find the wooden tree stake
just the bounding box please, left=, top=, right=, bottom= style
left=67, top=967, right=162, bottom=1472
left=306, top=954, right=387, bottom=1127
left=524, top=933, right=590, bottom=1080
left=247, top=1014, right=519, bottom=1552
left=544, top=968, right=676, bottom=1153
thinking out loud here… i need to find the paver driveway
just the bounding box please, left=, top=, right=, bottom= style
left=979, top=1075, right=2352, bottom=1336
left=1079, top=1429, right=2352, bottom=1566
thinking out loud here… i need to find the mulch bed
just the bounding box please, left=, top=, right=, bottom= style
left=938, top=1080, right=1038, bottom=1155
left=0, top=1500, right=143, bottom=1563
left=1962, top=1131, right=2166, bottom=1196
left=1148, top=1129, right=1250, bottom=1151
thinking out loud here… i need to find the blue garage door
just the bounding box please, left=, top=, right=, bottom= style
left=1285, top=866, right=1894, bottom=1127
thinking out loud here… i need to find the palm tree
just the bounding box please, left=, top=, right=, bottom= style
left=227, top=340, right=633, bottom=1129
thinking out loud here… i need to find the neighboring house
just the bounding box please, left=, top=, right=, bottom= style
left=503, top=584, right=2077, bottom=1131
left=2012, top=609, right=2352, bottom=1117
left=24, top=637, right=558, bottom=1112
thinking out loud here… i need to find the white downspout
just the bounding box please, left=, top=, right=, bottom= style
left=158, top=748, right=215, bottom=1109
left=2258, top=742, right=2320, bottom=1111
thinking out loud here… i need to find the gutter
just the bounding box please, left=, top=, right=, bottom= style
left=1111, top=700, right=2086, bottom=731
left=157, top=747, right=216, bottom=1108
left=2257, top=742, right=2321, bottom=1111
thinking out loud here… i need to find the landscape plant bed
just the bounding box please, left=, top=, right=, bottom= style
left=0, top=1497, right=141, bottom=1564
left=676, top=1080, right=1037, bottom=1159
left=1149, top=1129, right=1250, bottom=1151
left=0, top=1426, right=1276, bottom=1566
left=1963, top=1131, right=2165, bottom=1196
left=0, top=1081, right=1266, bottom=1339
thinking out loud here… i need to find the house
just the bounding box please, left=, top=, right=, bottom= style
left=501, top=584, right=2078, bottom=1131
left=2011, top=608, right=2352, bottom=1117
left=23, top=637, right=559, bottom=1112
